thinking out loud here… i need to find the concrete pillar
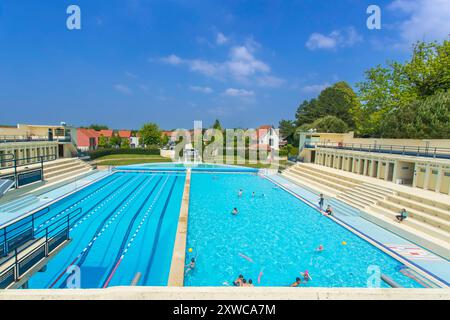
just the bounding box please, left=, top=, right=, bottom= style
left=423, top=164, right=431, bottom=190
left=412, top=164, right=418, bottom=188
left=384, top=162, right=390, bottom=181
left=377, top=161, right=382, bottom=179
left=392, top=161, right=399, bottom=182
left=363, top=159, right=368, bottom=176
left=435, top=166, right=443, bottom=193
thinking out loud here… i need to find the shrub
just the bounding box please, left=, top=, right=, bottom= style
left=88, top=148, right=160, bottom=159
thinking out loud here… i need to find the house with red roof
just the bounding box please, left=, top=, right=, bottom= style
left=253, top=125, right=280, bottom=151
left=99, top=129, right=113, bottom=138
left=77, top=128, right=100, bottom=151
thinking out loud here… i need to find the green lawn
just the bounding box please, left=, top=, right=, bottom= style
left=93, top=154, right=171, bottom=166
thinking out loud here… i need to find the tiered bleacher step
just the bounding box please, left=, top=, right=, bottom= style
left=43, top=158, right=93, bottom=184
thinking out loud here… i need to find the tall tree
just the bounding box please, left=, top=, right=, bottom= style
left=356, top=40, right=450, bottom=137
left=278, top=119, right=296, bottom=144
left=316, top=81, right=359, bottom=128
left=139, top=123, right=162, bottom=146
left=88, top=124, right=109, bottom=130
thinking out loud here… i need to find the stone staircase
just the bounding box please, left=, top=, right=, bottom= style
left=43, top=158, right=93, bottom=184
left=282, top=163, right=450, bottom=259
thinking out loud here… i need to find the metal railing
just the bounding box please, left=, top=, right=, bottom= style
left=0, top=135, right=71, bottom=144
left=0, top=205, right=83, bottom=288
left=305, top=142, right=450, bottom=159
left=0, top=153, right=57, bottom=189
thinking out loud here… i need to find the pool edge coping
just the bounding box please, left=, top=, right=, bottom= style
left=167, top=169, right=191, bottom=286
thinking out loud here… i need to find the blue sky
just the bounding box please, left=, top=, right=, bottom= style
left=0, top=0, right=449, bottom=130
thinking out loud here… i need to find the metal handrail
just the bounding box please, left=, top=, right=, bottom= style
left=307, top=142, right=450, bottom=159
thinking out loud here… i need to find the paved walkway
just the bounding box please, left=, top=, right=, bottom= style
left=0, top=170, right=110, bottom=227
left=267, top=173, right=450, bottom=287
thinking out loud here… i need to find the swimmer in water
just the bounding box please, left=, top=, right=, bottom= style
left=252, top=192, right=255, bottom=197
left=238, top=189, right=243, bottom=197
left=185, top=258, right=196, bottom=275
left=247, top=279, right=254, bottom=287
left=233, top=274, right=244, bottom=286
left=290, top=277, right=301, bottom=287
left=317, top=244, right=324, bottom=252
left=302, top=270, right=311, bottom=282
left=232, top=207, right=239, bottom=215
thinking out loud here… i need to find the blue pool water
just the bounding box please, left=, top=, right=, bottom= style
left=185, top=173, right=423, bottom=288
left=26, top=171, right=185, bottom=288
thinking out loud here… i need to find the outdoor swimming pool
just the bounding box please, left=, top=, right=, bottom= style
left=24, top=171, right=185, bottom=288
left=0, top=164, right=434, bottom=289
left=185, top=173, right=424, bottom=288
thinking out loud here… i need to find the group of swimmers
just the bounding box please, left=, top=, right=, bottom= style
left=290, top=271, right=312, bottom=287
left=233, top=189, right=262, bottom=215
left=233, top=274, right=254, bottom=287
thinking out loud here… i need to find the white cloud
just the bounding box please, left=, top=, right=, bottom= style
left=190, top=86, right=213, bottom=94
left=161, top=54, right=183, bottom=65
left=301, top=83, right=330, bottom=94
left=388, top=0, right=450, bottom=45
left=306, top=27, right=362, bottom=50
left=158, top=41, right=281, bottom=86
left=113, top=84, right=132, bottom=95
left=223, top=88, right=254, bottom=97
left=216, top=32, right=228, bottom=45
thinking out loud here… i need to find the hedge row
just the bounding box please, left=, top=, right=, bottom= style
left=88, top=148, right=160, bottom=159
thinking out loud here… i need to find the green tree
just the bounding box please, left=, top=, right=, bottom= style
left=212, top=119, right=222, bottom=131
left=121, top=138, right=130, bottom=149
left=88, top=124, right=109, bottom=130
left=278, top=120, right=296, bottom=144
left=139, top=123, right=162, bottom=146
left=356, top=40, right=450, bottom=137
left=98, top=136, right=110, bottom=148
left=316, top=81, right=359, bottom=128
left=110, top=135, right=122, bottom=148
left=295, top=99, right=320, bottom=127
left=309, top=116, right=349, bottom=133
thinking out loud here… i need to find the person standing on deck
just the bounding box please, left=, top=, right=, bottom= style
left=318, top=194, right=325, bottom=210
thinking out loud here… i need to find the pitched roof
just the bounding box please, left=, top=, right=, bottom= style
left=78, top=128, right=100, bottom=138
left=118, top=130, right=132, bottom=138
left=99, top=129, right=113, bottom=137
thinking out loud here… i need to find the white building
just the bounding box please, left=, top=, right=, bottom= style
left=257, top=125, right=280, bottom=150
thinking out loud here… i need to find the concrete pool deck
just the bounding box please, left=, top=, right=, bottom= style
left=0, top=170, right=111, bottom=227
left=267, top=174, right=450, bottom=287
left=1, top=286, right=449, bottom=300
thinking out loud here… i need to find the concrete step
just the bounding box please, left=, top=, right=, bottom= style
left=361, top=182, right=394, bottom=195
left=288, top=168, right=352, bottom=193
left=365, top=207, right=450, bottom=260
left=338, top=191, right=378, bottom=206
left=281, top=172, right=338, bottom=197
left=396, top=190, right=450, bottom=212
left=345, top=188, right=382, bottom=203
left=336, top=194, right=370, bottom=209
left=386, top=195, right=450, bottom=222
left=293, top=165, right=361, bottom=188
left=46, top=167, right=93, bottom=184
left=298, top=163, right=364, bottom=184
left=45, top=163, right=90, bottom=179
left=378, top=200, right=450, bottom=233
left=44, top=161, right=84, bottom=174
left=372, top=205, right=450, bottom=243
